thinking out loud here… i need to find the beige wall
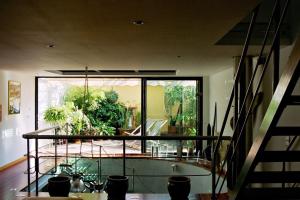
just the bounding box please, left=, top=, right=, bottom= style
left=102, top=85, right=169, bottom=131
left=101, top=85, right=142, bottom=112
left=146, top=85, right=168, bottom=131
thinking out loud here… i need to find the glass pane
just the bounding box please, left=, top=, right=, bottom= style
left=146, top=80, right=198, bottom=156
left=38, top=78, right=141, bottom=152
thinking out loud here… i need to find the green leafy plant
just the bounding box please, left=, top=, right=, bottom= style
left=182, top=86, right=197, bottom=127
left=68, top=109, right=90, bottom=135
left=164, top=83, right=197, bottom=136
left=135, top=111, right=141, bottom=128
left=164, top=85, right=183, bottom=126
left=186, top=127, right=196, bottom=147
left=44, top=106, right=67, bottom=126
left=104, top=90, right=119, bottom=104
left=90, top=98, right=126, bottom=129
left=93, top=121, right=116, bottom=136
left=64, top=86, right=105, bottom=111
left=83, top=90, right=126, bottom=135
left=53, top=87, right=127, bottom=136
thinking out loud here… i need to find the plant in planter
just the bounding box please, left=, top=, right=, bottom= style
left=186, top=127, right=196, bottom=155
left=182, top=86, right=197, bottom=128
left=44, top=106, right=67, bottom=126
left=64, top=86, right=105, bottom=111
left=92, top=121, right=116, bottom=136
left=135, top=111, right=141, bottom=128
left=164, top=85, right=183, bottom=134
left=68, top=109, right=90, bottom=135
left=104, top=90, right=119, bottom=104
left=88, top=90, right=126, bottom=135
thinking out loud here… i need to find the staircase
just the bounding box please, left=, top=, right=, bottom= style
left=233, top=39, right=300, bottom=200
left=211, top=0, right=300, bottom=199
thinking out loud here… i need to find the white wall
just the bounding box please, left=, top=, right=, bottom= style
left=208, top=67, right=234, bottom=136
left=0, top=70, right=35, bottom=167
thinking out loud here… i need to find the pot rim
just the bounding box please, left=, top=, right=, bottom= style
left=168, top=176, right=190, bottom=183
left=107, top=175, right=128, bottom=181
left=48, top=176, right=70, bottom=183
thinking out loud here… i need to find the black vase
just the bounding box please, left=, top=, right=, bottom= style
left=48, top=176, right=71, bottom=197
left=168, top=176, right=191, bottom=200
left=104, top=175, right=128, bottom=200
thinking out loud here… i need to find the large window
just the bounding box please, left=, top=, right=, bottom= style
left=145, top=79, right=200, bottom=154
left=36, top=77, right=202, bottom=153
left=38, top=77, right=141, bottom=134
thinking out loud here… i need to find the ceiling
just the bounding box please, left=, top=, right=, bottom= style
left=0, top=0, right=261, bottom=76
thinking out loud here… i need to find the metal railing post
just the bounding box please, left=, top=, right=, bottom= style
left=27, top=139, right=31, bottom=194
left=35, top=138, right=39, bottom=196
left=99, top=145, right=102, bottom=184
left=66, top=123, right=69, bottom=164
left=123, top=139, right=126, bottom=176
left=54, top=128, right=58, bottom=172
left=211, top=155, right=216, bottom=200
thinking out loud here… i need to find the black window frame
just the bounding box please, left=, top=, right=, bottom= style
left=35, top=76, right=203, bottom=153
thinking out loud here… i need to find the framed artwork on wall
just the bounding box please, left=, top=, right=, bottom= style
left=8, top=80, right=21, bottom=114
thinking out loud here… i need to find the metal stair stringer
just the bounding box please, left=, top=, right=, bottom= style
left=231, top=37, right=300, bottom=200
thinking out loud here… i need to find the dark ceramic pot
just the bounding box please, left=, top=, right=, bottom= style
left=168, top=176, right=191, bottom=200
left=104, top=175, right=128, bottom=200
left=48, top=176, right=71, bottom=197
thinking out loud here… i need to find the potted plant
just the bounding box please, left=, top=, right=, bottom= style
left=93, top=121, right=116, bottom=136
left=44, top=106, right=67, bottom=126
left=88, top=90, right=126, bottom=135
left=168, top=176, right=190, bottom=200
left=164, top=85, right=183, bottom=134
left=68, top=109, right=90, bottom=136
left=186, top=128, right=196, bottom=156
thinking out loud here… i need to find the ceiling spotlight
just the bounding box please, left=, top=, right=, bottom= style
left=132, top=20, right=144, bottom=25
left=47, top=44, right=55, bottom=48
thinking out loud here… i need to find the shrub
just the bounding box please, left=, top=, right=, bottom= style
left=44, top=106, right=67, bottom=126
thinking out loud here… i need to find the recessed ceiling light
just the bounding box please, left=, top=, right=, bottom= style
left=132, top=20, right=144, bottom=25
left=47, top=44, right=55, bottom=48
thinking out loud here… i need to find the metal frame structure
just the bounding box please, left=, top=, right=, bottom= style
left=23, top=128, right=231, bottom=196
left=212, top=0, right=300, bottom=199
left=35, top=76, right=203, bottom=153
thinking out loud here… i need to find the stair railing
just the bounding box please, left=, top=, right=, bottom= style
left=211, top=0, right=290, bottom=199
left=282, top=135, right=298, bottom=188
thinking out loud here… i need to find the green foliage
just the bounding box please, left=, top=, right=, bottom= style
left=164, top=85, right=183, bottom=126
left=89, top=98, right=126, bottom=129
left=45, top=86, right=127, bottom=136
left=68, top=109, right=90, bottom=135
left=93, top=121, right=116, bottom=136
left=44, top=106, right=67, bottom=125
left=164, top=84, right=197, bottom=127
left=44, top=103, right=91, bottom=135
left=186, top=127, right=196, bottom=147
left=182, top=86, right=197, bottom=127
left=105, top=90, right=119, bottom=104
left=64, top=86, right=105, bottom=111
left=135, top=111, right=141, bottom=127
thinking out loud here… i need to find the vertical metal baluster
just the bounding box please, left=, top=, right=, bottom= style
left=66, top=123, right=69, bottom=164
left=54, top=128, right=58, bottom=172
left=123, top=140, right=126, bottom=176
left=35, top=138, right=39, bottom=196
left=27, top=139, right=31, bottom=194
